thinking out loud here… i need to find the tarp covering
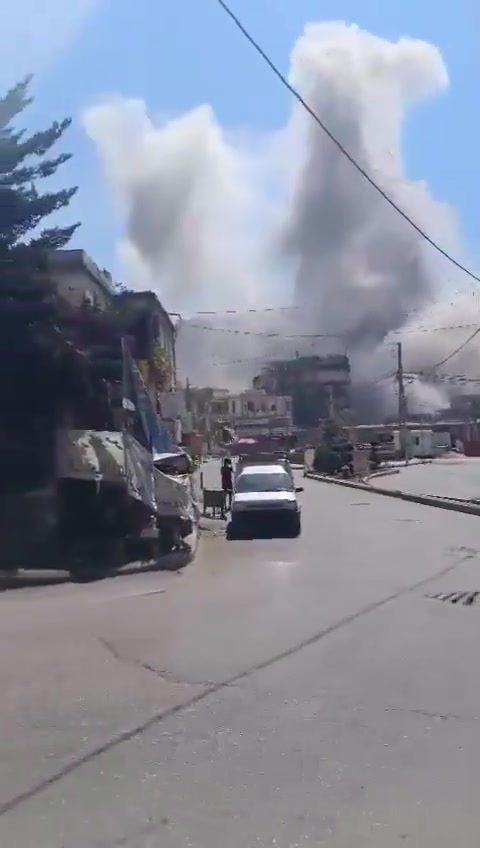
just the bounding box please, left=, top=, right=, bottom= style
left=55, top=428, right=157, bottom=512
left=122, top=340, right=180, bottom=456
left=56, top=429, right=198, bottom=521
left=154, top=468, right=197, bottom=522
left=124, top=432, right=156, bottom=510
left=55, top=429, right=125, bottom=483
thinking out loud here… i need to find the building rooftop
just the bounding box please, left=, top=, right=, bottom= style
left=48, top=249, right=115, bottom=296
left=115, top=290, right=175, bottom=333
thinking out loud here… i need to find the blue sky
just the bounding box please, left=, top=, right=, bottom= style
left=6, top=0, right=480, bottom=282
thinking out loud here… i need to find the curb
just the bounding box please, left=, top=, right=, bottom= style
left=304, top=472, right=480, bottom=517
left=365, top=468, right=401, bottom=481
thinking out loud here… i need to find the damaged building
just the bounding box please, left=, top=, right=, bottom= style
left=253, top=354, right=351, bottom=428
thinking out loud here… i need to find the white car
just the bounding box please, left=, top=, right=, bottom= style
left=228, top=463, right=303, bottom=538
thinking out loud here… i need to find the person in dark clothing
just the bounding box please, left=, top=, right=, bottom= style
left=221, top=458, right=233, bottom=514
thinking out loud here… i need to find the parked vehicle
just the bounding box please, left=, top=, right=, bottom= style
left=235, top=452, right=294, bottom=483
left=228, top=463, right=303, bottom=539
left=393, top=428, right=451, bottom=459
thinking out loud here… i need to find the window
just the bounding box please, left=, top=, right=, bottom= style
left=236, top=472, right=293, bottom=493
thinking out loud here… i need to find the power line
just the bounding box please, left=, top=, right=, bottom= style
left=407, top=371, right=480, bottom=384
left=421, top=327, right=480, bottom=372
left=215, top=0, right=480, bottom=290
left=393, top=322, right=480, bottom=335
left=169, top=305, right=298, bottom=317
left=181, top=317, right=480, bottom=338
left=208, top=338, right=342, bottom=366
left=171, top=289, right=480, bottom=323
left=183, top=322, right=342, bottom=339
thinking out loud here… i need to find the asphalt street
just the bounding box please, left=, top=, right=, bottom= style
left=2, top=464, right=480, bottom=846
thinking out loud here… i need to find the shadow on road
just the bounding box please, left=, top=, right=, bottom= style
left=0, top=535, right=198, bottom=593
left=0, top=573, right=70, bottom=592
left=226, top=526, right=300, bottom=541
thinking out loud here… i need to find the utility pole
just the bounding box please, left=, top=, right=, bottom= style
left=396, top=342, right=408, bottom=462
left=327, top=385, right=335, bottom=421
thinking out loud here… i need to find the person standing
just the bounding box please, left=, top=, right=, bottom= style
left=221, top=457, right=233, bottom=515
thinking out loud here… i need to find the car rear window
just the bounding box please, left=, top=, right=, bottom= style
left=236, top=472, right=292, bottom=493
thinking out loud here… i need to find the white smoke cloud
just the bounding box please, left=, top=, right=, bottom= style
left=83, top=98, right=269, bottom=315
left=84, top=20, right=478, bottom=412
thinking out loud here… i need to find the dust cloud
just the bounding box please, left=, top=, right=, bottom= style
left=84, top=20, right=478, bottom=416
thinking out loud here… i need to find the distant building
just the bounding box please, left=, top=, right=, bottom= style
left=253, top=354, right=351, bottom=428
left=185, top=386, right=229, bottom=438
left=209, top=388, right=293, bottom=435
left=158, top=389, right=190, bottom=445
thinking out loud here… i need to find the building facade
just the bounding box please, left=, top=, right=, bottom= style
left=48, top=252, right=177, bottom=410
left=209, top=388, right=293, bottom=435
left=253, top=355, right=351, bottom=428
left=116, top=290, right=177, bottom=404
left=47, top=249, right=114, bottom=311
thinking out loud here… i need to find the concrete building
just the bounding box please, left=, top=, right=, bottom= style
left=47, top=251, right=176, bottom=411
left=210, top=388, right=290, bottom=418
left=47, top=249, right=114, bottom=311
left=158, top=389, right=190, bottom=445
left=253, top=355, right=351, bottom=428
left=117, top=291, right=175, bottom=375
left=209, top=388, right=293, bottom=435
left=186, top=387, right=229, bottom=438
left=115, top=291, right=177, bottom=406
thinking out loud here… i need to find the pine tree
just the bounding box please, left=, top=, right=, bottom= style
left=0, top=75, right=79, bottom=264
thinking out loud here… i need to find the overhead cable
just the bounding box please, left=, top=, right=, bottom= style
left=215, top=0, right=480, bottom=288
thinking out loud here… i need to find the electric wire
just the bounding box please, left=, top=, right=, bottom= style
left=215, top=0, right=480, bottom=285
left=215, top=0, right=480, bottom=368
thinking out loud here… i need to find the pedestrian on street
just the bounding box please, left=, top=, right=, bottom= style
left=221, top=457, right=233, bottom=516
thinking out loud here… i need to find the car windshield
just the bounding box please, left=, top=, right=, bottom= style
left=236, top=472, right=293, bottom=493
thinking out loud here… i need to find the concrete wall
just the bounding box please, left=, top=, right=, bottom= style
left=48, top=250, right=113, bottom=311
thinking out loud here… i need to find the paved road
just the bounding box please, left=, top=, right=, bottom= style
left=377, top=456, right=480, bottom=500
left=2, top=469, right=480, bottom=846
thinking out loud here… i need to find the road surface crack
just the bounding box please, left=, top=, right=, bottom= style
left=385, top=706, right=479, bottom=722
left=98, top=636, right=219, bottom=688
left=0, top=549, right=475, bottom=818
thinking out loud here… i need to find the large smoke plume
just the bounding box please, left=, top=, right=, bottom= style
left=84, top=20, right=479, bottom=417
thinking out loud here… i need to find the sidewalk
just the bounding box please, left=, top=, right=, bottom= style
left=372, top=455, right=480, bottom=503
